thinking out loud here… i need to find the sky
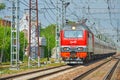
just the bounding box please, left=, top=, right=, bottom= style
left=0, top=0, right=120, bottom=44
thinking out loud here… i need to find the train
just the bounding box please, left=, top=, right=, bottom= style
left=60, top=21, right=116, bottom=64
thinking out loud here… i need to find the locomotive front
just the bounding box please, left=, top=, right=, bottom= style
left=60, top=24, right=89, bottom=64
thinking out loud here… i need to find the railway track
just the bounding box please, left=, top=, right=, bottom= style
left=1, top=57, right=118, bottom=80
left=73, top=58, right=120, bottom=80
left=103, top=59, right=120, bottom=80
left=28, top=58, right=112, bottom=80
left=28, top=65, right=81, bottom=80
left=36, top=59, right=112, bottom=80
left=0, top=65, right=67, bottom=80
left=0, top=65, right=80, bottom=80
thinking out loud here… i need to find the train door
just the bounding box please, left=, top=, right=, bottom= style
left=88, top=33, right=94, bottom=60
left=88, top=33, right=94, bottom=52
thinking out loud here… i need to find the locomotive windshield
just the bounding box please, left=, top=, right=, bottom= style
left=64, top=30, right=83, bottom=38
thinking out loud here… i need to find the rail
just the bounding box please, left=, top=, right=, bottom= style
left=103, top=59, right=120, bottom=80
left=0, top=65, right=66, bottom=80
left=73, top=59, right=111, bottom=80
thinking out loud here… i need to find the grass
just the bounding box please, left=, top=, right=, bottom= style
left=0, top=58, right=65, bottom=77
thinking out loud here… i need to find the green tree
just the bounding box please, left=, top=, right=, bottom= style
left=19, top=32, right=27, bottom=61
left=0, top=3, right=5, bottom=11
left=0, top=26, right=27, bottom=62
left=0, top=26, right=10, bottom=62
left=41, top=24, right=56, bottom=57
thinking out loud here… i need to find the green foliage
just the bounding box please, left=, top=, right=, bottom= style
left=0, top=26, right=27, bottom=62
left=41, top=24, right=56, bottom=57
left=0, top=24, right=55, bottom=62
left=0, top=26, right=11, bottom=62
left=19, top=32, right=27, bottom=61
left=0, top=3, right=6, bottom=10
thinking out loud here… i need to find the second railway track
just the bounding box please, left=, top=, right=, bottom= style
left=103, top=59, right=120, bottom=80
left=73, top=58, right=120, bottom=80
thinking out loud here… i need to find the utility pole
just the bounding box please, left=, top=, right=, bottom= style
left=47, top=36, right=50, bottom=61
left=61, top=0, right=70, bottom=28
left=55, top=0, right=70, bottom=62
left=55, top=0, right=61, bottom=62
left=117, top=19, right=119, bottom=42
left=10, top=0, right=20, bottom=70
left=61, top=0, right=65, bottom=28
left=28, top=0, right=40, bottom=67
left=64, top=2, right=70, bottom=22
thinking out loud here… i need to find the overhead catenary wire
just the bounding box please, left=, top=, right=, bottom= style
left=49, top=0, right=57, bottom=9
left=107, top=0, right=114, bottom=28
left=106, top=0, right=120, bottom=29
left=5, top=0, right=120, bottom=38
left=106, top=0, right=119, bottom=42
left=43, top=0, right=56, bottom=22
left=43, top=12, right=53, bottom=24
left=20, top=0, right=54, bottom=26
left=44, top=0, right=56, bottom=16
left=22, top=0, right=55, bottom=23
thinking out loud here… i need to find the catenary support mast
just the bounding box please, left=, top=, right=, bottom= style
left=28, top=0, right=40, bottom=67
left=56, top=0, right=67, bottom=61
left=10, top=0, right=20, bottom=70
left=56, top=0, right=61, bottom=62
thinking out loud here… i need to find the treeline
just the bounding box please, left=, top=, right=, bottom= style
left=0, top=26, right=27, bottom=62
left=0, top=24, right=56, bottom=62
left=41, top=24, right=56, bottom=58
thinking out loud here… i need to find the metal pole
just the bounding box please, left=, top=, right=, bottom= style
left=56, top=0, right=59, bottom=62
left=62, top=0, right=63, bottom=27
left=28, top=0, right=31, bottom=67
left=47, top=37, right=49, bottom=61
left=36, top=0, right=40, bottom=67
left=10, top=0, right=20, bottom=70
left=28, top=0, right=40, bottom=67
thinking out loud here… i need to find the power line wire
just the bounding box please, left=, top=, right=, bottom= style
left=20, top=0, right=55, bottom=25
left=44, top=0, right=56, bottom=18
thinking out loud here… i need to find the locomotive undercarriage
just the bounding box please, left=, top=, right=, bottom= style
left=63, top=52, right=116, bottom=64
left=63, top=51, right=95, bottom=64
left=65, top=58, right=84, bottom=64
left=64, top=51, right=84, bottom=64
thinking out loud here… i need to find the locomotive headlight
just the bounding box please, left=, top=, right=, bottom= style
left=77, top=47, right=84, bottom=51
left=64, top=47, right=69, bottom=50
left=72, top=26, right=76, bottom=30
left=63, top=47, right=69, bottom=51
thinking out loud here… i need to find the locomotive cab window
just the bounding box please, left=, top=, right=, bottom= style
left=64, top=30, right=83, bottom=38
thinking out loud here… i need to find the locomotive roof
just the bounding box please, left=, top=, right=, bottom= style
left=63, top=23, right=93, bottom=33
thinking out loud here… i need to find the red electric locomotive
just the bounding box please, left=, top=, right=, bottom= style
left=60, top=22, right=116, bottom=64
